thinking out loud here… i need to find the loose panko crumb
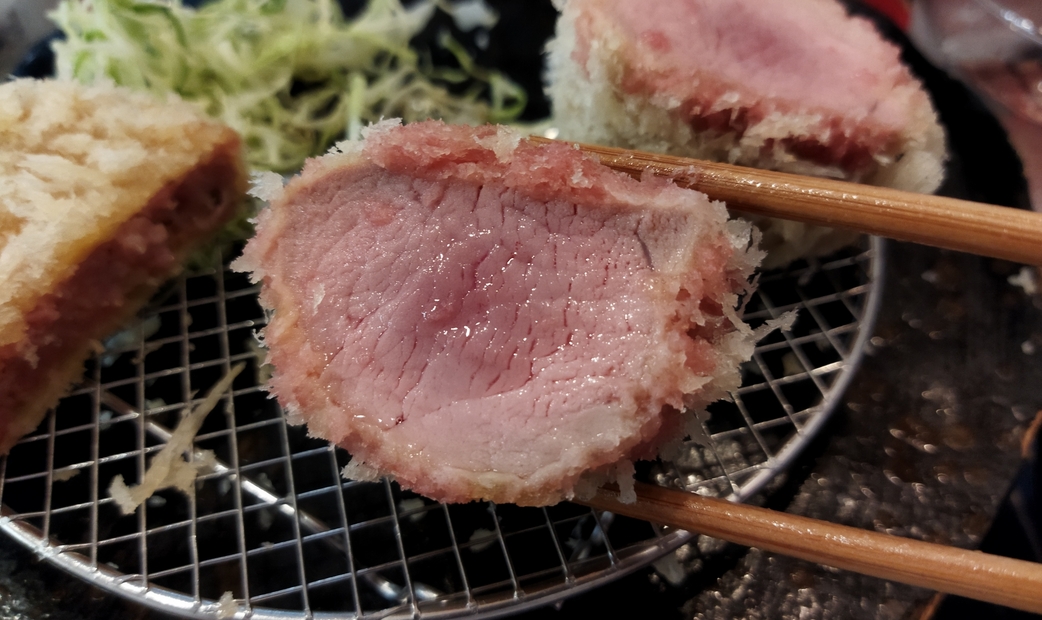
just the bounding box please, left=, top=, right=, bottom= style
left=216, top=591, right=237, bottom=619
left=341, top=459, right=383, bottom=483
left=248, top=171, right=286, bottom=203
left=52, top=468, right=81, bottom=482
left=613, top=460, right=637, bottom=504
left=108, top=363, right=244, bottom=515
left=1009, top=266, right=1039, bottom=296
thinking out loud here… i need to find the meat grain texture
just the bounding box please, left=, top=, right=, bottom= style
left=237, top=120, right=768, bottom=506
left=547, top=0, right=948, bottom=267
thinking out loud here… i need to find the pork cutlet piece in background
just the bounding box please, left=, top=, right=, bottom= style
left=546, top=0, right=948, bottom=267
left=0, top=79, right=247, bottom=454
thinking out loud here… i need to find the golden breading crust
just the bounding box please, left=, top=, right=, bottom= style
left=0, top=79, right=247, bottom=453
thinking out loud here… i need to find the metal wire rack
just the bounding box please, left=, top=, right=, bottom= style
left=0, top=237, right=884, bottom=619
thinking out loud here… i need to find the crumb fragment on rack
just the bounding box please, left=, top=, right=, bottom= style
left=216, top=591, right=237, bottom=619
left=108, top=363, right=245, bottom=515
left=614, top=460, right=637, bottom=504
left=52, top=468, right=80, bottom=482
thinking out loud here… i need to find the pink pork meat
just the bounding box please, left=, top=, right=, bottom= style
left=549, top=0, right=946, bottom=188
left=236, top=120, right=764, bottom=506
left=547, top=0, right=948, bottom=267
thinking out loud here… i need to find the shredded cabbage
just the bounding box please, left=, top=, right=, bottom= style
left=50, top=0, right=527, bottom=173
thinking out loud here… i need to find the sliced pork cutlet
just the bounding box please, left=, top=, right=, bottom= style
left=236, top=120, right=764, bottom=506
left=547, top=0, right=947, bottom=267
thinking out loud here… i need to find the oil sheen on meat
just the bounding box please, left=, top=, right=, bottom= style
left=236, top=120, right=765, bottom=506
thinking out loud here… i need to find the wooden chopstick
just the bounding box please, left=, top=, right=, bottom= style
left=580, top=482, right=1042, bottom=614
left=529, top=137, right=1042, bottom=266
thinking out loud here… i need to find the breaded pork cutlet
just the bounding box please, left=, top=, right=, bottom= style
left=0, top=79, right=247, bottom=453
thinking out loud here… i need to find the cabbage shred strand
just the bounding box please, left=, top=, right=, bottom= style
left=50, top=0, right=527, bottom=173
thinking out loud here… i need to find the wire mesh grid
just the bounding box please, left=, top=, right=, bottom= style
left=0, top=237, right=883, bottom=619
